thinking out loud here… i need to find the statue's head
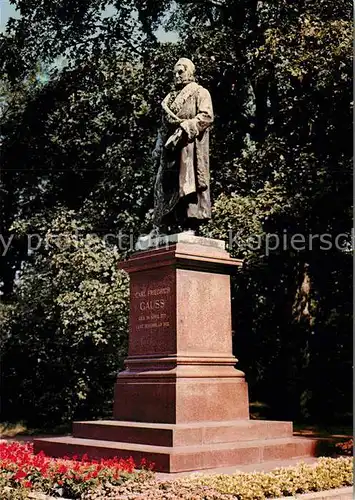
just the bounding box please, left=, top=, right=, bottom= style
left=174, top=58, right=195, bottom=87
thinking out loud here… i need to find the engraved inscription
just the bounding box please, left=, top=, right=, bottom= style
left=133, top=285, right=171, bottom=330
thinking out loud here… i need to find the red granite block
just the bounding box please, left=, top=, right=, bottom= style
left=33, top=237, right=319, bottom=473
left=72, top=420, right=293, bottom=447
left=33, top=436, right=318, bottom=473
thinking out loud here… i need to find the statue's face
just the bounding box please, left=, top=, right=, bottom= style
left=174, top=63, right=190, bottom=86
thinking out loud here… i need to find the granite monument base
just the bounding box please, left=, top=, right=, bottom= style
left=34, top=235, right=318, bottom=472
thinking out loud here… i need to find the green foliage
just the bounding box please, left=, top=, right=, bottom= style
left=0, top=0, right=352, bottom=426
left=205, top=184, right=291, bottom=258
left=186, top=0, right=353, bottom=422
left=0, top=1, right=147, bottom=82
left=0, top=486, right=29, bottom=500
left=0, top=54, right=158, bottom=298
left=0, top=4, right=159, bottom=427
left=81, top=457, right=353, bottom=500
left=1, top=211, right=129, bottom=427
left=195, top=457, right=353, bottom=499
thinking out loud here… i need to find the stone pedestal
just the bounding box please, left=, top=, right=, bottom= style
left=113, top=234, right=249, bottom=424
left=34, top=235, right=317, bottom=472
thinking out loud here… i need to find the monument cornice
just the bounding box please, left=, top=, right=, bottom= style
left=120, top=242, right=243, bottom=275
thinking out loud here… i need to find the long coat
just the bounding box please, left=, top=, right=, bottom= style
left=153, top=81, right=214, bottom=227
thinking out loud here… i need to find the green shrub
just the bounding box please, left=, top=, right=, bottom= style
left=1, top=211, right=129, bottom=428
left=82, top=478, right=232, bottom=500
left=193, top=457, right=353, bottom=499
left=82, top=457, right=353, bottom=500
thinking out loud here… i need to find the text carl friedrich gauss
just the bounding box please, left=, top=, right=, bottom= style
left=134, top=286, right=171, bottom=329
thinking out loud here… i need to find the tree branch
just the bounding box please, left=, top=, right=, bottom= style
left=180, top=0, right=226, bottom=8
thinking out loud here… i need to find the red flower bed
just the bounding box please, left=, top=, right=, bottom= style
left=0, top=441, right=154, bottom=498
left=335, top=439, right=353, bottom=456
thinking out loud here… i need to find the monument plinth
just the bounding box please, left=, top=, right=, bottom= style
left=113, top=234, right=249, bottom=424
left=34, top=236, right=317, bottom=472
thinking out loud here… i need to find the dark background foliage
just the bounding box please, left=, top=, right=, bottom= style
left=0, top=0, right=352, bottom=428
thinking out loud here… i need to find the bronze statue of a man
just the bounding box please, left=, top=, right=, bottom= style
left=152, top=58, right=214, bottom=234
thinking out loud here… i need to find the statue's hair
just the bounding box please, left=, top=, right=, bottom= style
left=175, top=58, right=196, bottom=78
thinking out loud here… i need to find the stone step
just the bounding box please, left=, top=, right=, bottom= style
left=34, top=436, right=317, bottom=473
left=72, top=419, right=293, bottom=447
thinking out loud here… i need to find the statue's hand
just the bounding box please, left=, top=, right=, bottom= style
left=164, top=128, right=183, bottom=150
